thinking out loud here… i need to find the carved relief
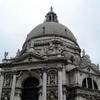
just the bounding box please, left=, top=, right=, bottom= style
left=1, top=91, right=10, bottom=100
left=49, top=92, right=57, bottom=100
left=47, top=69, right=57, bottom=85
left=61, top=50, right=75, bottom=63
left=47, top=89, right=58, bottom=100
left=47, top=41, right=63, bottom=55
left=3, top=73, right=13, bottom=88
left=80, top=54, right=91, bottom=67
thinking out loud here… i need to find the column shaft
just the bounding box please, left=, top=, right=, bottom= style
left=63, top=93, right=66, bottom=100
left=0, top=74, right=4, bottom=99
left=42, top=72, right=47, bottom=100
left=10, top=74, right=16, bottom=100
left=92, top=79, right=94, bottom=89
left=62, top=67, right=66, bottom=85
left=86, top=78, right=88, bottom=88
left=58, top=70, right=62, bottom=100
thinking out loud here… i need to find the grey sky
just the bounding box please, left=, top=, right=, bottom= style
left=0, top=0, right=100, bottom=65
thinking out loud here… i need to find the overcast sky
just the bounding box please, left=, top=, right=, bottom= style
left=0, top=0, right=100, bottom=65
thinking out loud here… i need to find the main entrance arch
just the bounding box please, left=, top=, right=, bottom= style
left=22, top=77, right=39, bottom=100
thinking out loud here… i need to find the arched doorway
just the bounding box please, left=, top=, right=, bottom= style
left=22, top=77, right=39, bottom=100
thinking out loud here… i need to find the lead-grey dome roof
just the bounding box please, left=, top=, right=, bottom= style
left=26, top=22, right=77, bottom=43
left=25, top=8, right=77, bottom=43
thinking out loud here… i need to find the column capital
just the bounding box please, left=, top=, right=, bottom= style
left=42, top=67, right=47, bottom=73
left=58, top=67, right=62, bottom=71
left=57, top=64, right=63, bottom=71
left=6, top=71, right=17, bottom=75
left=0, top=71, right=4, bottom=76
left=16, top=71, right=23, bottom=78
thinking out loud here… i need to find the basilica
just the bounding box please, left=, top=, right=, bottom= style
left=0, top=7, right=100, bottom=100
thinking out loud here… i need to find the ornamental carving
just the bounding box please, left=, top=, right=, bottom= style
left=80, top=54, right=91, bottom=67
left=47, top=89, right=58, bottom=100
left=1, top=91, right=10, bottom=100
left=47, top=69, right=57, bottom=85
left=49, top=92, right=57, bottom=100
left=3, top=73, right=13, bottom=87
left=62, top=50, right=75, bottom=63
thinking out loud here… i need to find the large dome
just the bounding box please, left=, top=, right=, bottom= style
left=25, top=8, right=77, bottom=44
left=26, top=22, right=77, bottom=43
left=21, top=8, right=81, bottom=64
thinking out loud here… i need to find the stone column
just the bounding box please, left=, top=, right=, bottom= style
left=39, top=76, right=42, bottom=100
left=63, top=86, right=67, bottom=100
left=42, top=70, right=47, bottom=100
left=10, top=73, right=16, bottom=100
left=62, top=66, right=66, bottom=85
left=58, top=68, right=62, bottom=100
left=75, top=72, right=79, bottom=86
left=0, top=72, right=4, bottom=100
left=86, top=78, right=88, bottom=88
left=62, top=66, right=67, bottom=100
left=92, top=79, right=94, bottom=89
left=39, top=88, right=42, bottom=100
left=15, top=89, right=22, bottom=100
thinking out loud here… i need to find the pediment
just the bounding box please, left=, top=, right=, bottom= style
left=80, top=66, right=100, bottom=75
left=11, top=53, right=44, bottom=63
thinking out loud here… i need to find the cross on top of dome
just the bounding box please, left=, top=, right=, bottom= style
left=50, top=6, right=53, bottom=11
left=45, top=7, right=58, bottom=22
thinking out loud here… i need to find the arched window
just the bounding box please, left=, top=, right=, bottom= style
left=53, top=15, right=54, bottom=21
left=93, top=80, right=98, bottom=89
left=87, top=77, right=92, bottom=89
left=49, top=16, right=51, bottom=21
left=22, top=77, right=39, bottom=100
left=82, top=78, right=86, bottom=88
left=82, top=77, right=98, bottom=90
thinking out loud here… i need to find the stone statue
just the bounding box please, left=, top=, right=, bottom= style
left=82, top=49, right=85, bottom=56
left=4, top=96, right=8, bottom=100
left=50, top=74, right=55, bottom=84
left=4, top=52, right=8, bottom=59
left=16, top=49, right=21, bottom=57
left=49, top=92, right=55, bottom=100
left=30, top=41, right=34, bottom=48
left=97, top=64, right=99, bottom=68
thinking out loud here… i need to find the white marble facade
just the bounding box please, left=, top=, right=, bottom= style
left=0, top=8, right=100, bottom=100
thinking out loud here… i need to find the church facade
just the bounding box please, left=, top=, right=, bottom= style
left=0, top=8, right=100, bottom=100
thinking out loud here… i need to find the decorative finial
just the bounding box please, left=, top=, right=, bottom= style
left=50, top=6, right=53, bottom=11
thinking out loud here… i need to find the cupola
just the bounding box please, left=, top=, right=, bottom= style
left=45, top=7, right=58, bottom=22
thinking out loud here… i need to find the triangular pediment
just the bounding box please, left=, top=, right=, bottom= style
left=80, top=65, right=100, bottom=75
left=11, top=52, right=44, bottom=63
